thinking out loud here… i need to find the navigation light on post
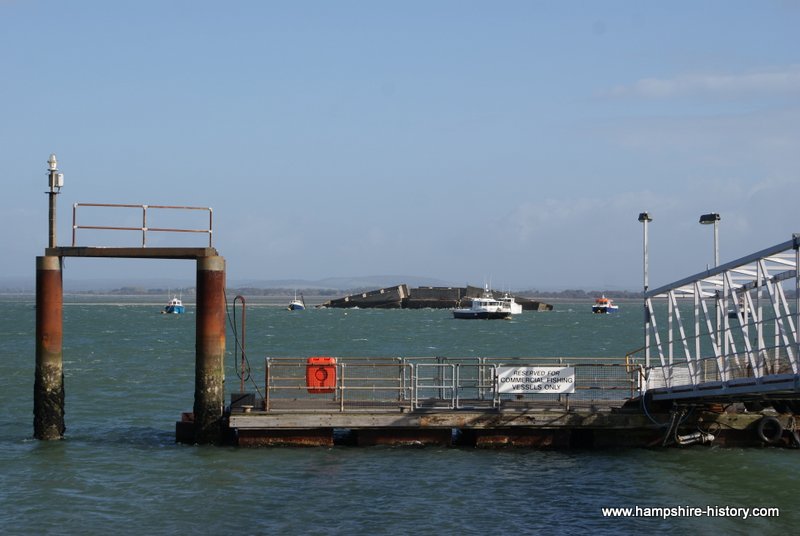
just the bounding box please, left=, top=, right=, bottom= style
left=47, top=154, right=64, bottom=191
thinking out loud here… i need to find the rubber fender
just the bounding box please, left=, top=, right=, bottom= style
left=756, top=416, right=783, bottom=444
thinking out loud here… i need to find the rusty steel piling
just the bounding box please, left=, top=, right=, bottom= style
left=193, top=256, right=227, bottom=444
left=34, top=256, right=65, bottom=440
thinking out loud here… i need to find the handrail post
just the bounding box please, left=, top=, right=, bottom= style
left=454, top=363, right=460, bottom=409
left=209, top=208, right=213, bottom=247
left=492, top=363, right=500, bottom=408
left=141, top=205, right=147, bottom=247
left=264, top=357, right=271, bottom=411
left=411, top=363, right=417, bottom=410
left=452, top=364, right=457, bottom=408
left=71, top=203, right=77, bottom=246
left=339, top=363, right=345, bottom=412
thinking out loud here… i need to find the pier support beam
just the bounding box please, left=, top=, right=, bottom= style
left=34, top=256, right=65, bottom=440
left=194, top=256, right=226, bottom=444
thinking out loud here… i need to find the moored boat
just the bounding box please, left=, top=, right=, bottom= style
left=288, top=292, right=306, bottom=311
left=499, top=293, right=523, bottom=315
left=163, top=296, right=185, bottom=314
left=453, top=288, right=511, bottom=319
left=591, top=295, right=618, bottom=314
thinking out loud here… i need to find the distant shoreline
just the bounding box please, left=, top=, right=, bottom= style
left=0, top=290, right=645, bottom=306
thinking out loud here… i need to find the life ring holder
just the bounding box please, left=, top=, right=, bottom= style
left=756, top=416, right=783, bottom=444
left=306, top=357, right=337, bottom=394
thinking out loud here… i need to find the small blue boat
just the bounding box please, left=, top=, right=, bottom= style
left=163, top=296, right=185, bottom=314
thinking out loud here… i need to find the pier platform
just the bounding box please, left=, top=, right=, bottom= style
left=175, top=356, right=798, bottom=448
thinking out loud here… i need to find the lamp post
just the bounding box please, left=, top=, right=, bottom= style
left=46, top=154, right=64, bottom=249
left=699, top=212, right=720, bottom=268
left=700, top=212, right=722, bottom=355
left=638, top=212, right=652, bottom=292
left=638, top=212, right=652, bottom=370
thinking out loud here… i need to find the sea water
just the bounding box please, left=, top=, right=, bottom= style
left=0, top=296, right=797, bottom=534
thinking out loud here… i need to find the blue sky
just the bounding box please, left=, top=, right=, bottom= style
left=1, top=1, right=798, bottom=290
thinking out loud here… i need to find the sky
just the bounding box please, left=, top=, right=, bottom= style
left=1, top=0, right=799, bottom=291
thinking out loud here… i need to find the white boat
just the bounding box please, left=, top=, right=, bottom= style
left=163, top=296, right=185, bottom=314
left=288, top=292, right=306, bottom=311
left=499, top=293, right=523, bottom=315
left=591, top=295, right=618, bottom=314
left=453, top=287, right=511, bottom=319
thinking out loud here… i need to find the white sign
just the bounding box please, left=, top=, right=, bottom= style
left=496, top=366, right=575, bottom=394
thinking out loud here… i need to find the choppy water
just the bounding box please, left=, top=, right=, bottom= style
left=1, top=296, right=797, bottom=534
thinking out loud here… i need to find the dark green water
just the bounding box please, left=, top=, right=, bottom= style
left=1, top=296, right=797, bottom=534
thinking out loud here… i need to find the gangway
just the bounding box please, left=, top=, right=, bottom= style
left=640, top=234, right=800, bottom=409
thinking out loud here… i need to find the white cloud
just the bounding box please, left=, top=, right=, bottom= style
left=503, top=192, right=668, bottom=244
left=609, top=66, right=800, bottom=99
left=600, top=106, right=800, bottom=181
left=506, top=198, right=597, bottom=242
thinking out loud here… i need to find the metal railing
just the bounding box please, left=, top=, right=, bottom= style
left=72, top=203, right=213, bottom=247
left=261, top=356, right=642, bottom=413
left=640, top=344, right=795, bottom=390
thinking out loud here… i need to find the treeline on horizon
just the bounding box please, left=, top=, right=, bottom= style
left=62, top=286, right=648, bottom=300
left=6, top=286, right=799, bottom=300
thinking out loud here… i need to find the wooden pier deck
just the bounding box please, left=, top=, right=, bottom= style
left=206, top=397, right=779, bottom=448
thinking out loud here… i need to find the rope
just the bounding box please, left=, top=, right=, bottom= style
left=223, top=289, right=264, bottom=401
left=640, top=391, right=671, bottom=427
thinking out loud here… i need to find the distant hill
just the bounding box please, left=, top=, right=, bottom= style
left=0, top=277, right=195, bottom=293
left=0, top=275, right=643, bottom=296
left=516, top=288, right=644, bottom=300
left=0, top=275, right=459, bottom=294
left=0, top=277, right=35, bottom=293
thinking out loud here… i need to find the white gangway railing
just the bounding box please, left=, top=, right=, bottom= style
left=641, top=234, right=799, bottom=401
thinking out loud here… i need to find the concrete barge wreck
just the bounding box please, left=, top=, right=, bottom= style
left=319, top=284, right=554, bottom=311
